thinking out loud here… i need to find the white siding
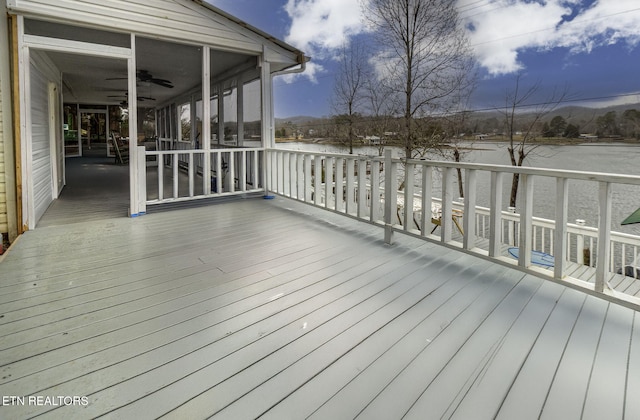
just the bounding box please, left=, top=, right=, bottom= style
left=0, top=76, right=6, bottom=233
left=7, top=0, right=299, bottom=65
left=29, top=57, right=52, bottom=224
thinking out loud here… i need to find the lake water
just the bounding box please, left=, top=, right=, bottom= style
left=277, top=141, right=640, bottom=236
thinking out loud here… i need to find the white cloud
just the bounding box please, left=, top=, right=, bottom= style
left=462, top=0, right=640, bottom=76
left=283, top=0, right=369, bottom=82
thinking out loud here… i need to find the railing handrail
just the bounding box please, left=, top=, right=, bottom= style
left=266, top=148, right=640, bottom=310
left=267, top=148, right=640, bottom=186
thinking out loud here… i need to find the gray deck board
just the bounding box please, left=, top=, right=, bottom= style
left=2, top=185, right=640, bottom=419
left=495, top=287, right=588, bottom=420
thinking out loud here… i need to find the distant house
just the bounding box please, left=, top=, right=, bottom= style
left=0, top=0, right=306, bottom=242
left=579, top=134, right=599, bottom=140
left=474, top=134, right=488, bottom=140
left=366, top=135, right=383, bottom=145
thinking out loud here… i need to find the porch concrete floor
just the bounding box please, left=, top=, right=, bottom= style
left=2, top=195, right=640, bottom=419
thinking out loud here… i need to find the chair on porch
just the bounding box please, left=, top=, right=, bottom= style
left=110, top=132, right=129, bottom=164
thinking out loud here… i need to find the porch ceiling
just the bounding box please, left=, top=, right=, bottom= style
left=29, top=21, right=258, bottom=107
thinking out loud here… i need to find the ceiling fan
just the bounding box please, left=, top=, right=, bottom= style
left=107, top=95, right=156, bottom=103
left=106, top=69, right=174, bottom=89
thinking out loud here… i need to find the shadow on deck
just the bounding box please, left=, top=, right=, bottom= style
left=2, top=194, right=640, bottom=418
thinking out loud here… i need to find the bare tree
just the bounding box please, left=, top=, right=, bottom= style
left=363, top=76, right=396, bottom=155
left=362, top=0, right=475, bottom=159
left=331, top=40, right=370, bottom=154
left=502, top=75, right=569, bottom=207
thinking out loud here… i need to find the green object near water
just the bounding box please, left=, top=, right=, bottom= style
left=622, top=207, right=640, bottom=225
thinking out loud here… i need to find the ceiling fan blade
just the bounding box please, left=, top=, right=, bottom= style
left=150, top=79, right=174, bottom=89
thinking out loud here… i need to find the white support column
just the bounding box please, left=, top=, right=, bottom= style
left=554, top=177, right=569, bottom=279
left=128, top=34, right=139, bottom=217
left=518, top=174, right=534, bottom=268
left=463, top=169, right=477, bottom=250
left=202, top=47, right=211, bottom=195
left=596, top=181, right=612, bottom=292
left=260, top=54, right=273, bottom=148
left=237, top=78, right=244, bottom=147
left=489, top=171, right=503, bottom=257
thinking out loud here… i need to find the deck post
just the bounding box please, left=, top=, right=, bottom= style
left=127, top=34, right=139, bottom=217
left=202, top=47, right=211, bottom=195
left=596, top=181, right=612, bottom=292
left=384, top=149, right=395, bottom=244
left=554, top=177, right=569, bottom=279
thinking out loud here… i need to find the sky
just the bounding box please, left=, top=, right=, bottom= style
left=207, top=0, right=640, bottom=118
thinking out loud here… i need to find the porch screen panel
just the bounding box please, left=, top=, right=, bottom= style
left=223, top=86, right=237, bottom=145
left=210, top=95, right=218, bottom=146
left=243, top=79, right=261, bottom=145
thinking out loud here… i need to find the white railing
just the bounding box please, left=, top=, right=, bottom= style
left=145, top=147, right=264, bottom=205
left=267, top=148, right=640, bottom=309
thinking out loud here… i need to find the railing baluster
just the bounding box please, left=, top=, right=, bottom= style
left=463, top=169, right=477, bottom=250
left=188, top=152, right=194, bottom=197
left=384, top=149, right=397, bottom=244
left=296, top=153, right=304, bottom=200
left=404, top=162, right=415, bottom=231
left=441, top=167, right=455, bottom=243
left=289, top=152, right=296, bottom=198
left=215, top=151, right=222, bottom=194
left=370, top=159, right=381, bottom=222
left=554, top=178, right=569, bottom=279
left=228, top=152, right=235, bottom=193
left=518, top=174, right=534, bottom=268
left=335, top=157, right=344, bottom=212
left=421, top=165, right=432, bottom=236
left=304, top=155, right=312, bottom=201
left=158, top=153, right=164, bottom=201
left=489, top=172, right=503, bottom=257
left=240, top=150, right=247, bottom=192
left=596, top=182, right=612, bottom=292
left=358, top=159, right=368, bottom=219
left=346, top=158, right=355, bottom=215
left=314, top=155, right=322, bottom=205
left=325, top=157, right=334, bottom=209
left=173, top=154, right=179, bottom=198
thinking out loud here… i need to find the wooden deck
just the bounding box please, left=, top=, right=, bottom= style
left=3, top=191, right=640, bottom=418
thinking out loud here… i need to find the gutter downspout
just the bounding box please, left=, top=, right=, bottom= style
left=272, top=54, right=309, bottom=77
